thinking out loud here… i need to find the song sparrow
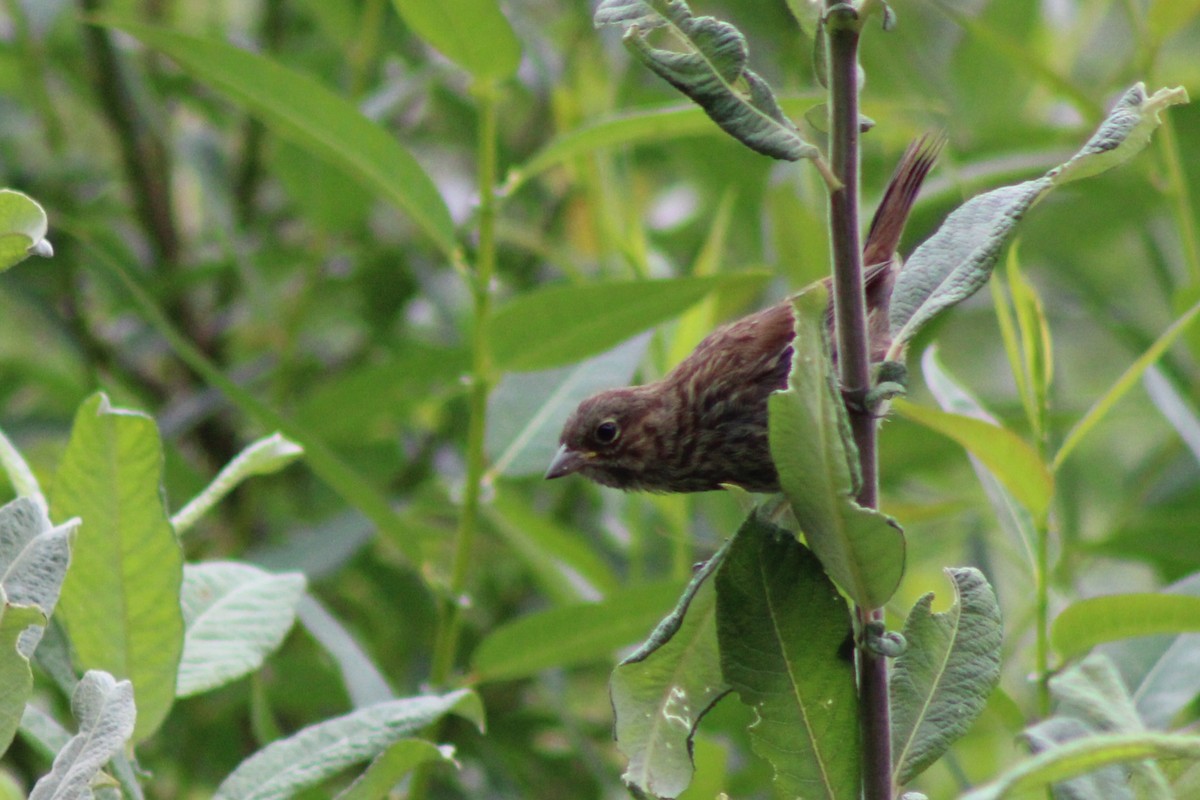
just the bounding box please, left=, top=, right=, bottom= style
left=546, top=138, right=941, bottom=493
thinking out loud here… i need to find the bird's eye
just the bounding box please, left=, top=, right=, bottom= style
left=594, top=420, right=620, bottom=445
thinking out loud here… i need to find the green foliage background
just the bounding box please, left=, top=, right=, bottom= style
left=1, top=0, right=1199, bottom=796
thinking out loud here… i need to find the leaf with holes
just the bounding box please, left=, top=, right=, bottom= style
left=611, top=537, right=731, bottom=799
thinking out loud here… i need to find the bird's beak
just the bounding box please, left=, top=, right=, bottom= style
left=545, top=445, right=588, bottom=480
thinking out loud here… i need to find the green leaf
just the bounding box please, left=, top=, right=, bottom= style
left=172, top=434, right=303, bottom=535
left=28, top=671, right=137, bottom=800
left=1103, top=573, right=1200, bottom=730
left=888, top=83, right=1189, bottom=352
left=333, top=739, right=456, bottom=800
left=391, top=0, right=521, bottom=80
left=992, top=245, right=1054, bottom=442
left=485, top=333, right=650, bottom=478
left=1053, top=692, right=1173, bottom=800
left=1047, top=656, right=1149, bottom=739
left=715, top=517, right=859, bottom=800
left=890, top=568, right=1003, bottom=786
left=1051, top=84, right=1189, bottom=186
left=213, top=689, right=483, bottom=800
left=485, top=496, right=620, bottom=604
left=1053, top=594, right=1200, bottom=660
left=891, top=399, right=1052, bottom=523
left=0, top=497, right=75, bottom=658
left=611, top=538, right=731, bottom=799
left=471, top=579, right=686, bottom=683
left=1054, top=298, right=1200, bottom=471
left=0, top=190, right=52, bottom=272
left=768, top=287, right=905, bottom=609
left=0, top=597, right=46, bottom=754
left=1021, top=717, right=1135, bottom=800
left=51, top=393, right=184, bottom=742
left=888, top=176, right=1053, bottom=351
left=594, top=0, right=817, bottom=162
left=102, top=21, right=458, bottom=259
left=961, top=732, right=1200, bottom=800
left=489, top=272, right=769, bottom=372
left=176, top=562, right=307, bottom=698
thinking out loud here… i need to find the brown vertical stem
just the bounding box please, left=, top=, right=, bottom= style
left=825, top=4, right=891, bottom=799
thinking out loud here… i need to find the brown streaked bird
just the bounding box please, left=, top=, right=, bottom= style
left=546, top=137, right=942, bottom=493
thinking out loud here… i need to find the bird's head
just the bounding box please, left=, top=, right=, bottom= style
left=545, top=387, right=664, bottom=490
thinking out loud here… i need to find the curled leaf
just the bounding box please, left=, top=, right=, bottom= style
left=595, top=0, right=817, bottom=161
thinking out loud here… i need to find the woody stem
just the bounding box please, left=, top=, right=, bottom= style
left=825, top=4, right=892, bottom=799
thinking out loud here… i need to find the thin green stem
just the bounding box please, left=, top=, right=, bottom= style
left=825, top=6, right=890, bottom=799
left=429, top=82, right=501, bottom=687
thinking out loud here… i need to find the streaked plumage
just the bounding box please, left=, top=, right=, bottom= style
left=546, top=138, right=941, bottom=493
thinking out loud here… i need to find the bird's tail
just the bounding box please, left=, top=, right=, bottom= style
left=861, top=134, right=944, bottom=360
left=863, top=134, right=945, bottom=269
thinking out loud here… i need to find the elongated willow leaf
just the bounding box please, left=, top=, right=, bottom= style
left=893, top=399, right=1052, bottom=523
left=970, top=656, right=1177, bottom=800
left=214, top=690, right=483, bottom=800
left=768, top=286, right=905, bottom=609
left=172, top=434, right=303, bottom=534
left=1053, top=594, right=1200, bottom=660
left=962, top=732, right=1200, bottom=800
left=176, top=562, right=307, bottom=698
left=595, top=0, right=817, bottom=161
left=889, top=83, right=1188, bottom=352
left=333, top=739, right=456, bottom=800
